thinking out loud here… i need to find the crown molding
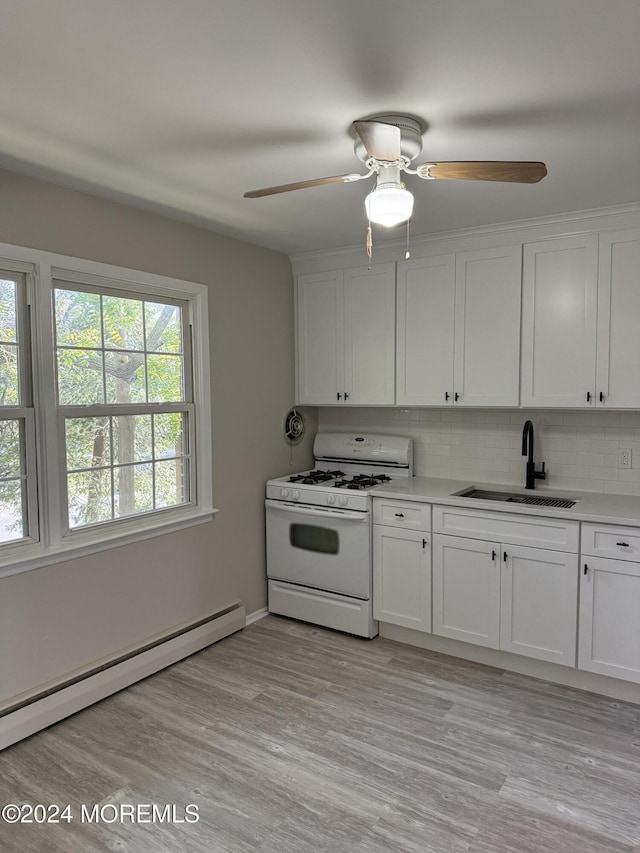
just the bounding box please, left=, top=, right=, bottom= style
left=289, top=202, right=640, bottom=266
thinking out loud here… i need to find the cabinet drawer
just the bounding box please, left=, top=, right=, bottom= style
left=373, top=498, right=431, bottom=531
left=581, top=523, right=640, bottom=562
left=433, top=504, right=579, bottom=552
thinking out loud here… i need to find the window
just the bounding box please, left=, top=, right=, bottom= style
left=0, top=246, right=213, bottom=576
left=54, top=285, right=192, bottom=529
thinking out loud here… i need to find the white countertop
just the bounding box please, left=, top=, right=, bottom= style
left=370, top=477, right=640, bottom=528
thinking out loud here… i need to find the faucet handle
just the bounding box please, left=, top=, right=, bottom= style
left=536, top=461, right=547, bottom=480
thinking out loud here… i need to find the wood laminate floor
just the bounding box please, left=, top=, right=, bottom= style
left=1, top=615, right=639, bottom=852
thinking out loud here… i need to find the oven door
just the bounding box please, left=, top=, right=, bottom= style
left=265, top=499, right=371, bottom=599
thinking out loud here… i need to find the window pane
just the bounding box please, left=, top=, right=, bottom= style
left=65, top=417, right=111, bottom=471
left=0, top=344, right=19, bottom=405
left=153, top=412, right=185, bottom=459
left=0, top=479, right=25, bottom=542
left=0, top=279, right=17, bottom=344
left=114, top=463, right=153, bottom=517
left=105, top=352, right=146, bottom=403
left=103, top=295, right=144, bottom=351
left=146, top=354, right=183, bottom=402
left=0, top=419, right=25, bottom=542
left=57, top=348, right=104, bottom=405
left=0, top=419, right=23, bottom=478
left=145, top=302, right=182, bottom=353
left=55, top=289, right=102, bottom=348
left=155, top=458, right=187, bottom=508
left=67, top=469, right=113, bottom=527
left=112, top=415, right=152, bottom=465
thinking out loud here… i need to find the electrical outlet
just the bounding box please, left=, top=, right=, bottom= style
left=619, top=448, right=632, bottom=469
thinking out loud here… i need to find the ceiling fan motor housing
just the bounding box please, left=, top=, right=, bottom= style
left=354, top=114, right=424, bottom=164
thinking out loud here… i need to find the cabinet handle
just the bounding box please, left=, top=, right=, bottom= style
left=336, top=392, right=342, bottom=401
left=491, top=550, right=497, bottom=561
left=422, top=538, right=428, bottom=549
left=586, top=392, right=591, bottom=402
left=445, top=392, right=450, bottom=401
left=394, top=513, right=405, bottom=518
left=599, top=391, right=604, bottom=402
left=503, top=551, right=508, bottom=562
left=454, top=392, right=459, bottom=402
left=344, top=392, right=350, bottom=400
left=616, top=541, right=629, bottom=547
left=584, top=563, right=589, bottom=575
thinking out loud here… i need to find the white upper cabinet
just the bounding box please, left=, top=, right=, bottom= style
left=296, top=264, right=395, bottom=405
left=343, top=265, right=396, bottom=405
left=453, top=246, right=522, bottom=406
left=296, top=270, right=344, bottom=405
left=596, top=229, right=640, bottom=408
left=397, top=246, right=522, bottom=407
left=521, top=236, right=599, bottom=407
left=396, top=254, right=456, bottom=406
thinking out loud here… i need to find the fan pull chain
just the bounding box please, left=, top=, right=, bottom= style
left=366, top=221, right=373, bottom=269
left=405, top=219, right=411, bottom=259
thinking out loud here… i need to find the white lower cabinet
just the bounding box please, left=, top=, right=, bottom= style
left=500, top=544, right=578, bottom=665
left=372, top=499, right=431, bottom=631
left=579, top=523, right=640, bottom=683
left=432, top=534, right=500, bottom=648
left=432, top=507, right=579, bottom=665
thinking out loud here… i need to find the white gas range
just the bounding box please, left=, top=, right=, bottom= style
left=266, top=433, right=413, bottom=638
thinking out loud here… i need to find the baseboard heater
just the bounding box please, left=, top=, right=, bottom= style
left=0, top=602, right=246, bottom=751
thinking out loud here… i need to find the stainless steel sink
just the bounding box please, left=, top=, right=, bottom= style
left=453, top=487, right=578, bottom=509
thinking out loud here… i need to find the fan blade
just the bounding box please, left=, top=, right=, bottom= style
left=417, top=161, right=547, bottom=183
left=354, top=120, right=402, bottom=162
left=244, top=174, right=358, bottom=198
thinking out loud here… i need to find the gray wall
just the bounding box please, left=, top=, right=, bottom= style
left=0, top=169, right=315, bottom=704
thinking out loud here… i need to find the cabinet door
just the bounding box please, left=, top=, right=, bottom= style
left=373, top=525, right=431, bottom=631
left=296, top=270, right=344, bottom=404
left=521, top=236, right=598, bottom=407
left=343, top=264, right=395, bottom=404
left=500, top=544, right=578, bottom=666
left=596, top=229, right=640, bottom=408
left=396, top=254, right=456, bottom=406
left=432, top=534, right=500, bottom=648
left=579, top=556, right=640, bottom=683
left=453, top=246, right=522, bottom=406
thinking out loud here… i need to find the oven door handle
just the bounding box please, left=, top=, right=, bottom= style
left=265, top=499, right=369, bottom=522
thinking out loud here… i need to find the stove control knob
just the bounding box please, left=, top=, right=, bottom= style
left=292, top=490, right=301, bottom=501
left=281, top=488, right=290, bottom=499
left=326, top=493, right=336, bottom=505
left=338, top=495, right=349, bottom=507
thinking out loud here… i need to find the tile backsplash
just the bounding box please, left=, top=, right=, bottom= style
left=318, top=408, right=640, bottom=495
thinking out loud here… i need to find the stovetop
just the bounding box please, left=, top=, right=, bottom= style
left=266, top=433, right=413, bottom=511
left=286, top=469, right=393, bottom=489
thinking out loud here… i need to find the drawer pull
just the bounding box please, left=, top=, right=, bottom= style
left=616, top=541, right=630, bottom=547
left=394, top=513, right=405, bottom=518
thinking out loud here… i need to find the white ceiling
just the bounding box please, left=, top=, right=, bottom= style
left=1, top=0, right=639, bottom=255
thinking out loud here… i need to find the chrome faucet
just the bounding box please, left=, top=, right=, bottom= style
left=522, top=420, right=546, bottom=490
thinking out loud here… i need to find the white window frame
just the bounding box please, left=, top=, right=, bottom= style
left=0, top=261, right=39, bottom=554
left=0, top=242, right=215, bottom=578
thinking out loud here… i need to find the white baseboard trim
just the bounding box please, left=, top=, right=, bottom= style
left=380, top=623, right=640, bottom=705
left=245, top=606, right=269, bottom=626
left=0, top=604, right=246, bottom=750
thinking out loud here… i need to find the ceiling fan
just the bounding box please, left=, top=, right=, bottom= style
left=244, top=114, right=547, bottom=229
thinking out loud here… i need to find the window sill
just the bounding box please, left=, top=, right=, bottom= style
left=0, top=507, right=218, bottom=580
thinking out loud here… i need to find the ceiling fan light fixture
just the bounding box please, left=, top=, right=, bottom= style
left=365, top=183, right=414, bottom=227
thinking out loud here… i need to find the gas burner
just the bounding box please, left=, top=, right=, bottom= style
left=333, top=473, right=394, bottom=489
left=288, top=469, right=344, bottom=484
